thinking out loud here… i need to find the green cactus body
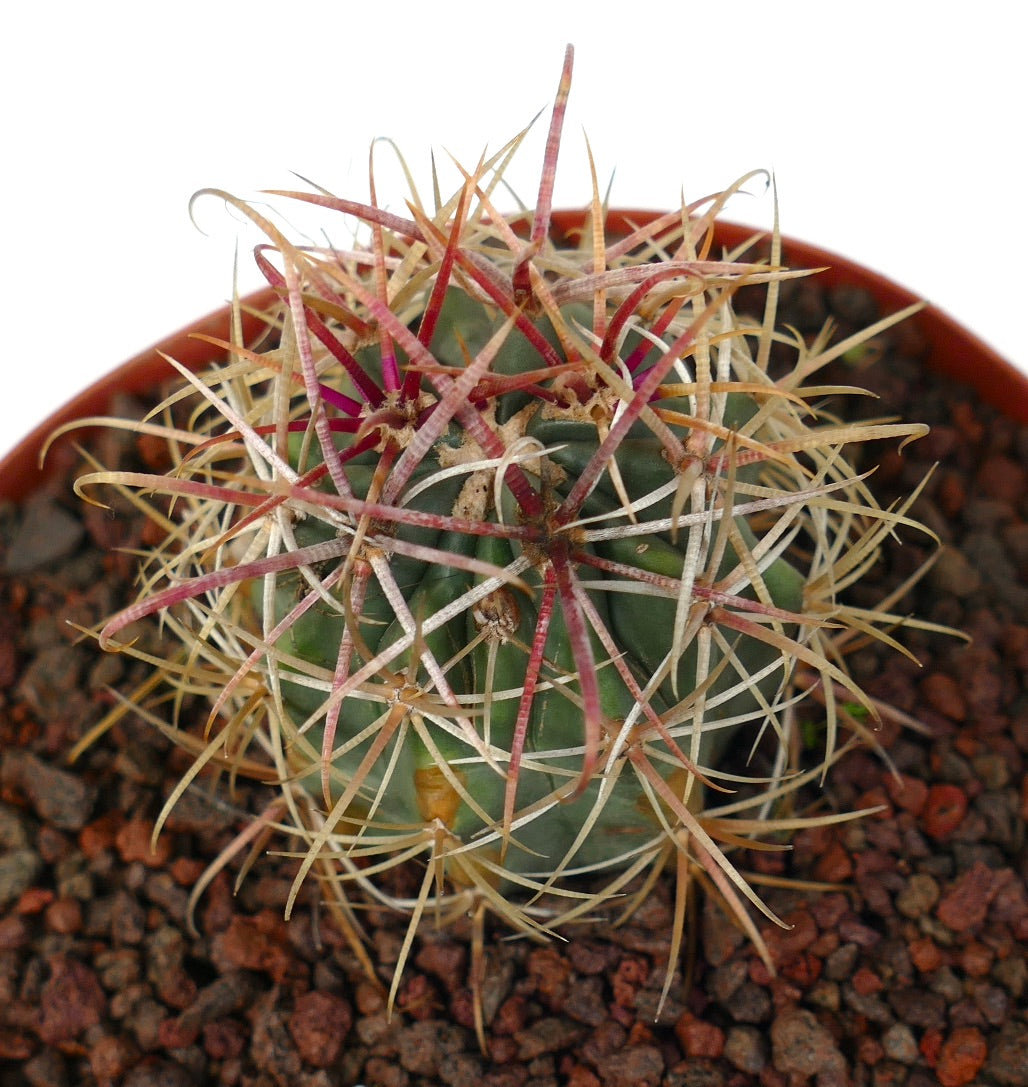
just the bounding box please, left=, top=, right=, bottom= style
left=257, top=286, right=806, bottom=890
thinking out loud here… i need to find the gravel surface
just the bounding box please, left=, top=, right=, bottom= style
left=1, top=276, right=1026, bottom=1086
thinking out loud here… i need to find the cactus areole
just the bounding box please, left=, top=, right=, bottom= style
left=75, top=45, right=934, bottom=1009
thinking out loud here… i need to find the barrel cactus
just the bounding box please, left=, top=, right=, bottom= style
left=74, top=45, right=933, bottom=1016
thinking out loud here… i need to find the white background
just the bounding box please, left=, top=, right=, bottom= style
left=3, top=1, right=1025, bottom=461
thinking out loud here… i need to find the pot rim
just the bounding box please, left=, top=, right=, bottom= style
left=2, top=212, right=1025, bottom=504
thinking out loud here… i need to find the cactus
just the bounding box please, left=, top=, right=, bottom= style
left=73, top=45, right=934, bottom=1019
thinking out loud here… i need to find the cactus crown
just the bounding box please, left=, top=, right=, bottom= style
left=72, top=45, right=935, bottom=1019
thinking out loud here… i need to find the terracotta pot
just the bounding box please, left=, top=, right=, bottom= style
left=563, top=210, right=1028, bottom=423
left=2, top=214, right=1025, bottom=505
left=698, top=215, right=1028, bottom=424
left=0, top=287, right=280, bottom=505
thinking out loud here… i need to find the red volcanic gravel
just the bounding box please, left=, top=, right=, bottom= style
left=2, top=274, right=1027, bottom=1085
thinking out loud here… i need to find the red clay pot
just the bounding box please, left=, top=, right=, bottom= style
left=0, top=286, right=278, bottom=505
left=1, top=213, right=1025, bottom=504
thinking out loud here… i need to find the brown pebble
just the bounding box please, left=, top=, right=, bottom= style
left=288, top=989, right=353, bottom=1068
left=36, top=825, right=72, bottom=864
left=89, top=1033, right=140, bottom=1084
left=909, top=939, right=946, bottom=975
left=202, top=1019, right=247, bottom=1061
left=881, top=1022, right=918, bottom=1064
left=44, top=896, right=83, bottom=935
left=0, top=1030, right=36, bottom=1061
left=770, top=1005, right=847, bottom=1080
left=975, top=455, right=1027, bottom=504
left=851, top=966, right=885, bottom=997
left=1, top=749, right=96, bottom=831
left=122, top=1057, right=194, bottom=1087
left=157, top=1015, right=198, bottom=1051
left=674, top=1011, right=725, bottom=1058
left=0, top=915, right=31, bottom=950
left=492, top=994, right=530, bottom=1036
left=514, top=1015, right=583, bottom=1061
left=396, top=1019, right=466, bottom=1076
left=354, top=979, right=386, bottom=1016
left=896, top=872, right=941, bottom=919
left=3, top=494, right=84, bottom=574
left=985, top=1021, right=1028, bottom=1086
left=885, top=772, right=930, bottom=815
left=35, top=954, right=106, bottom=1044
left=16, top=886, right=54, bottom=915
left=937, top=473, right=967, bottom=519
left=396, top=972, right=438, bottom=1021
left=0, top=620, right=18, bottom=689
left=566, top=940, right=616, bottom=975
left=78, top=810, right=125, bottom=858
left=921, top=674, right=967, bottom=721
left=889, top=986, right=947, bottom=1031
left=857, top=1035, right=885, bottom=1065
left=115, top=819, right=173, bottom=868
left=211, top=911, right=297, bottom=984
left=960, top=941, right=995, bottom=977
left=565, top=1064, right=601, bottom=1087
left=414, top=937, right=467, bottom=992
left=610, top=955, right=648, bottom=1009
left=487, top=1034, right=518, bottom=1065
left=923, top=784, right=968, bottom=840
left=762, top=910, right=818, bottom=966
left=527, top=947, right=572, bottom=1011
left=592, top=1044, right=665, bottom=1087
left=931, top=545, right=983, bottom=597
left=723, top=1024, right=767, bottom=1074
left=701, top=897, right=747, bottom=965
left=837, top=914, right=881, bottom=948
left=168, top=856, right=206, bottom=886
left=989, top=875, right=1028, bottom=940
left=562, top=976, right=608, bottom=1028
left=813, top=840, right=854, bottom=883
left=937, top=861, right=1012, bottom=933
left=950, top=401, right=985, bottom=443
left=936, top=1026, right=988, bottom=1087
left=364, top=1055, right=412, bottom=1087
